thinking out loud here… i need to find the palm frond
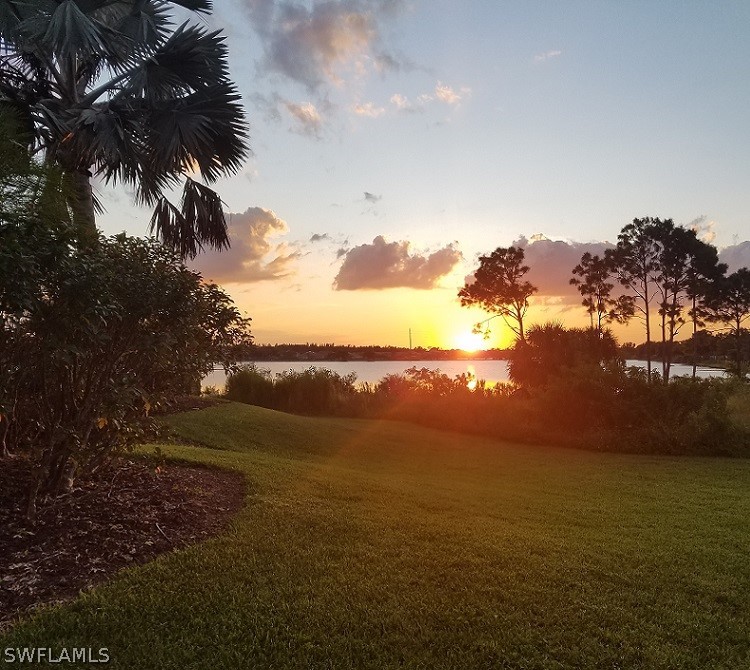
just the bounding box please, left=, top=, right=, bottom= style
left=149, top=196, right=195, bottom=258
left=180, top=177, right=228, bottom=252
left=167, top=0, right=212, bottom=14
left=66, top=102, right=146, bottom=184
left=123, top=22, right=230, bottom=102
left=109, top=1, right=170, bottom=48
left=89, top=1, right=172, bottom=71
left=141, top=82, right=248, bottom=191
left=148, top=178, right=228, bottom=259
left=39, top=1, right=110, bottom=61
left=0, top=1, right=24, bottom=42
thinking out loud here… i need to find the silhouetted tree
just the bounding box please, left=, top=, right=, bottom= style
left=570, top=252, right=634, bottom=334
left=684, top=239, right=727, bottom=379
left=0, top=0, right=249, bottom=257
left=507, top=322, right=620, bottom=388
left=648, top=220, right=725, bottom=381
left=705, top=269, right=750, bottom=378
left=606, top=218, right=663, bottom=380
left=459, top=246, right=537, bottom=343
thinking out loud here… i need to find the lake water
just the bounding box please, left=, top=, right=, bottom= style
left=203, top=359, right=726, bottom=390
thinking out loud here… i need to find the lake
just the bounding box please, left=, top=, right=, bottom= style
left=203, top=359, right=727, bottom=390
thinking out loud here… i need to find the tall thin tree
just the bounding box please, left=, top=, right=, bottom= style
left=705, top=269, right=750, bottom=379
left=459, top=246, right=537, bottom=344
left=570, top=252, right=634, bottom=335
left=644, top=221, right=725, bottom=381
left=606, top=218, right=662, bottom=380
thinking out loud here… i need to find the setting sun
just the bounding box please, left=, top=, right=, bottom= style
left=453, top=330, right=488, bottom=352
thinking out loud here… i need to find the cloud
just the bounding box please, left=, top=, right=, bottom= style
left=434, top=82, right=469, bottom=105
left=389, top=92, right=418, bottom=113
left=249, top=92, right=330, bottom=136
left=249, top=91, right=284, bottom=123
left=719, top=241, right=750, bottom=272
left=310, top=233, right=331, bottom=242
left=534, top=49, right=562, bottom=63
left=390, top=82, right=470, bottom=114
left=353, top=101, right=385, bottom=117
left=283, top=100, right=323, bottom=137
left=511, top=235, right=612, bottom=300
left=190, top=207, right=301, bottom=283
left=687, top=215, right=717, bottom=244
left=244, top=0, right=405, bottom=91
left=334, top=236, right=462, bottom=290
left=364, top=191, right=382, bottom=203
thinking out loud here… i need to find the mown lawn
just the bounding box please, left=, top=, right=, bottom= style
left=3, top=401, right=750, bottom=669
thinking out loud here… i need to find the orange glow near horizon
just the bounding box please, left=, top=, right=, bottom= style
left=453, top=330, right=490, bottom=353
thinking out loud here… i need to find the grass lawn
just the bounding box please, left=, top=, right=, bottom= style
left=3, top=401, right=750, bottom=669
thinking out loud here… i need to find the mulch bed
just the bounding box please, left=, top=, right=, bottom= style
left=0, top=456, right=245, bottom=632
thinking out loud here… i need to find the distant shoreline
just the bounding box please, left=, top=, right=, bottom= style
left=244, top=344, right=509, bottom=363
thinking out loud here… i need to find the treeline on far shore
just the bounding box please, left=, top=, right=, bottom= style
left=621, top=330, right=750, bottom=369
left=244, top=343, right=510, bottom=362
left=244, top=329, right=746, bottom=367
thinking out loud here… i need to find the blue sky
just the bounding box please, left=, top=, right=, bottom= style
left=98, top=1, right=750, bottom=346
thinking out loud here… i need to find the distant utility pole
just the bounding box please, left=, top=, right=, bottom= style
left=409, top=328, right=412, bottom=349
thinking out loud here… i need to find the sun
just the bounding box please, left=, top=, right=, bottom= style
left=453, top=330, right=487, bottom=353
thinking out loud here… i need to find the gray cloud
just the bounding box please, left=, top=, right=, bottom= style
left=512, top=234, right=612, bottom=300
left=244, top=0, right=405, bottom=91
left=334, top=235, right=462, bottom=290
left=719, top=241, right=750, bottom=272
left=364, top=191, right=382, bottom=203
left=249, top=92, right=331, bottom=137
left=310, top=233, right=331, bottom=242
left=469, top=233, right=750, bottom=302
left=190, top=207, right=301, bottom=283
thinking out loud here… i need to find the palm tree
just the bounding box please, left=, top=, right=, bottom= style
left=0, top=0, right=249, bottom=258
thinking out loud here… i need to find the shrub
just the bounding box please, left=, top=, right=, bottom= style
left=225, top=366, right=362, bottom=416
left=1, top=229, right=252, bottom=518
left=225, top=366, right=275, bottom=409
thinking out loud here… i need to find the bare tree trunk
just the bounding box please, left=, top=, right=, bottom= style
left=68, top=169, right=97, bottom=240
left=691, top=295, right=698, bottom=381
left=516, top=310, right=525, bottom=343
left=736, top=317, right=743, bottom=379
left=660, top=307, right=668, bottom=381
left=644, top=283, right=652, bottom=382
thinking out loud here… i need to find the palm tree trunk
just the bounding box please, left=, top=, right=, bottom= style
left=68, top=169, right=97, bottom=239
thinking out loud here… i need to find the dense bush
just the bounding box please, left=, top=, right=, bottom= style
left=1, top=227, right=252, bottom=518
left=508, top=322, right=619, bottom=388
left=530, top=365, right=746, bottom=455
left=227, top=366, right=364, bottom=416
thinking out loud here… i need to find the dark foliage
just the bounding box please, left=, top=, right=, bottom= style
left=459, top=246, right=537, bottom=343
left=508, top=322, right=619, bottom=389
left=225, top=348, right=748, bottom=457
left=1, top=227, right=252, bottom=518
left=0, top=0, right=249, bottom=254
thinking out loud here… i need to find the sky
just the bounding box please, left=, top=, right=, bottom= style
left=97, top=0, right=750, bottom=348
